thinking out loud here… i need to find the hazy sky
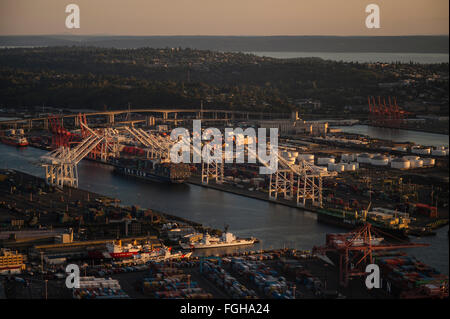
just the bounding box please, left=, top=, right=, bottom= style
left=0, top=0, right=448, bottom=36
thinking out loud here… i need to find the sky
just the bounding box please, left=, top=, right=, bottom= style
left=0, top=0, right=448, bottom=36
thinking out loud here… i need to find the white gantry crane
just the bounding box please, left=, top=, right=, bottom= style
left=122, top=126, right=173, bottom=160
left=245, top=144, right=337, bottom=207
left=41, top=124, right=105, bottom=188
left=123, top=126, right=224, bottom=185
left=198, top=141, right=224, bottom=185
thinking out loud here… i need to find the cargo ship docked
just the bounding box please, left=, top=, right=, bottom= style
left=316, top=207, right=410, bottom=240
left=1, top=129, right=29, bottom=147
left=179, top=230, right=256, bottom=249
left=88, top=239, right=192, bottom=260
left=112, top=157, right=191, bottom=184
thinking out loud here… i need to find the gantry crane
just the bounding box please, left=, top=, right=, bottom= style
left=313, top=224, right=429, bottom=287
left=41, top=123, right=105, bottom=188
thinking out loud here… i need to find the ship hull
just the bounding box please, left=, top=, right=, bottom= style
left=87, top=250, right=138, bottom=259
left=1, top=137, right=28, bottom=147
left=184, top=239, right=256, bottom=249
left=113, top=166, right=186, bottom=184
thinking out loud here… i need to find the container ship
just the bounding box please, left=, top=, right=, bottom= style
left=112, top=157, right=191, bottom=184
left=316, top=207, right=410, bottom=240
left=1, top=129, right=29, bottom=147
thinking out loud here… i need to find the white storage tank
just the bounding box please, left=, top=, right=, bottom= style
left=391, top=158, right=410, bottom=170
left=297, top=154, right=314, bottom=164
left=317, top=157, right=335, bottom=165
left=422, top=158, right=435, bottom=167
left=403, top=155, right=420, bottom=161
left=371, top=155, right=389, bottom=166
left=431, top=149, right=447, bottom=156
left=356, top=153, right=373, bottom=164
left=8, top=129, right=15, bottom=135
left=393, top=146, right=407, bottom=152
left=410, top=159, right=424, bottom=169
left=344, top=163, right=356, bottom=171
left=411, top=147, right=431, bottom=155
left=17, top=129, right=24, bottom=135
left=341, top=154, right=355, bottom=162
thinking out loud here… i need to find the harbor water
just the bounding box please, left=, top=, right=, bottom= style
left=247, top=52, right=449, bottom=64
left=0, top=144, right=448, bottom=274
left=332, top=125, right=449, bottom=147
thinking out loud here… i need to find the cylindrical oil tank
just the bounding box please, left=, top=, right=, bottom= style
left=411, top=147, right=431, bottom=155
left=422, top=158, right=435, bottom=166
left=297, top=154, right=314, bottom=164
left=410, top=159, right=424, bottom=168
left=371, top=155, right=389, bottom=166
left=393, top=146, right=407, bottom=152
left=391, top=158, right=410, bottom=169
left=431, top=149, right=447, bottom=156
left=356, top=153, right=373, bottom=164
left=403, top=155, right=420, bottom=161
left=344, top=163, right=356, bottom=171
left=317, top=157, right=335, bottom=165
left=341, top=154, right=355, bottom=162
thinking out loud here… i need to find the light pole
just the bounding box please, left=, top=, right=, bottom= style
left=40, top=251, right=44, bottom=274
left=44, top=279, right=48, bottom=300
left=188, top=274, right=191, bottom=290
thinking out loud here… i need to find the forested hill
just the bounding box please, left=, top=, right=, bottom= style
left=0, top=47, right=448, bottom=113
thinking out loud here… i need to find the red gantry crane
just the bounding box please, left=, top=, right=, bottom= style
left=368, top=96, right=411, bottom=128
left=313, top=223, right=429, bottom=287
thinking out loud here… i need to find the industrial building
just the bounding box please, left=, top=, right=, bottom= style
left=258, top=111, right=328, bottom=135
left=0, top=248, right=26, bottom=274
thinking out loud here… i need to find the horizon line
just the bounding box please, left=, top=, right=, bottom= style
left=1, top=34, right=449, bottom=37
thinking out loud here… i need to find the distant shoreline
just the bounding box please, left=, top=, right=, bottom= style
left=0, top=35, right=448, bottom=54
